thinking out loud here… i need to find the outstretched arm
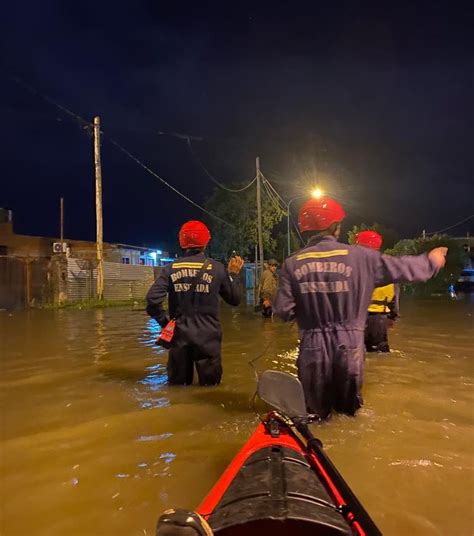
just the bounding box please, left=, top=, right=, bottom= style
left=374, top=247, right=447, bottom=287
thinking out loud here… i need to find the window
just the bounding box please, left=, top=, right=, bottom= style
left=122, top=257, right=130, bottom=264
left=139, top=258, right=145, bottom=265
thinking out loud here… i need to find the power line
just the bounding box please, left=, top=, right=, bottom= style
left=261, top=175, right=288, bottom=209
left=264, top=176, right=305, bottom=245
left=262, top=178, right=284, bottom=213
left=104, top=136, right=233, bottom=227
left=290, top=213, right=305, bottom=245
left=3, top=71, right=232, bottom=227
left=261, top=176, right=305, bottom=246
left=426, top=214, right=473, bottom=236
left=3, top=70, right=92, bottom=129
left=186, top=137, right=257, bottom=192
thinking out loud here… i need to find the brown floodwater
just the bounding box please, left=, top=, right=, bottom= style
left=0, top=296, right=473, bottom=535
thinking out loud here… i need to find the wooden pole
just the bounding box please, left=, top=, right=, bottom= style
left=60, top=197, right=64, bottom=253
left=93, top=116, right=104, bottom=300
left=256, top=156, right=264, bottom=282
left=254, top=244, right=258, bottom=306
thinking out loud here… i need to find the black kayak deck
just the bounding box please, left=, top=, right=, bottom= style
left=207, top=445, right=353, bottom=536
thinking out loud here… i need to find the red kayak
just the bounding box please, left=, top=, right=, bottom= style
left=157, top=371, right=381, bottom=536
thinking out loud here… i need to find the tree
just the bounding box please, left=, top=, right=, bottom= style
left=273, top=229, right=301, bottom=264
left=204, top=184, right=284, bottom=260
left=384, top=234, right=466, bottom=295
left=347, top=222, right=400, bottom=251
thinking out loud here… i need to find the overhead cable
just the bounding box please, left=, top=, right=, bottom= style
left=262, top=178, right=287, bottom=214
left=105, top=136, right=233, bottom=227
left=263, top=175, right=305, bottom=245
left=186, top=137, right=257, bottom=192
left=2, top=70, right=92, bottom=129
left=4, top=71, right=232, bottom=227
left=261, top=175, right=288, bottom=209
left=426, top=214, right=474, bottom=236
left=261, top=175, right=305, bottom=247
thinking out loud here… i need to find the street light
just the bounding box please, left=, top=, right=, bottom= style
left=287, top=188, right=324, bottom=256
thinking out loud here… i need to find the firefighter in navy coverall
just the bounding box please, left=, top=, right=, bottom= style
left=146, top=220, right=244, bottom=386
left=274, top=197, right=447, bottom=419
left=355, top=230, right=399, bottom=353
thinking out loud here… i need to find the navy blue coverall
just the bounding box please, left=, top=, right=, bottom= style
left=274, top=236, right=439, bottom=418
left=146, top=254, right=241, bottom=385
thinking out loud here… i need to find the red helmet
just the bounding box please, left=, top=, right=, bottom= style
left=355, top=230, right=383, bottom=250
left=178, top=220, right=211, bottom=249
left=298, top=197, right=346, bottom=232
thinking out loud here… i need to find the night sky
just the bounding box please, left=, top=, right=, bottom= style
left=1, top=2, right=473, bottom=253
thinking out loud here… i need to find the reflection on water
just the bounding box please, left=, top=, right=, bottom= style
left=92, top=308, right=108, bottom=362
left=0, top=298, right=473, bottom=536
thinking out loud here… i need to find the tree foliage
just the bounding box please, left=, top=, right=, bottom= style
left=204, top=184, right=285, bottom=260
left=273, top=229, right=301, bottom=264
left=384, top=234, right=466, bottom=294
left=347, top=222, right=400, bottom=251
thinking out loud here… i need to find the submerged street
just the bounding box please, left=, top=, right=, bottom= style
left=1, top=297, right=473, bottom=535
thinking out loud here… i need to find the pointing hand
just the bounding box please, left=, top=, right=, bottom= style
left=428, top=247, right=448, bottom=270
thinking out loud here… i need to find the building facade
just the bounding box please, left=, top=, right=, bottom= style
left=0, top=208, right=170, bottom=266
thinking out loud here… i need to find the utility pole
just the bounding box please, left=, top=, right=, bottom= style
left=256, top=156, right=264, bottom=282
left=60, top=197, right=64, bottom=253
left=93, top=116, right=104, bottom=300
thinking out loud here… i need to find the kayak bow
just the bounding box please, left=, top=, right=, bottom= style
left=196, top=412, right=381, bottom=536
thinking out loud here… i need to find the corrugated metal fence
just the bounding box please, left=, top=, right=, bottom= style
left=67, top=258, right=156, bottom=301
left=0, top=256, right=52, bottom=309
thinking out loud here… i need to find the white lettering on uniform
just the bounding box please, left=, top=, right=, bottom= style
left=196, top=283, right=210, bottom=293
left=203, top=273, right=213, bottom=283
left=174, top=282, right=210, bottom=293
left=294, top=261, right=353, bottom=280
left=299, top=280, right=349, bottom=294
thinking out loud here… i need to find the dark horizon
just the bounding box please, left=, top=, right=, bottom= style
left=1, top=2, right=473, bottom=252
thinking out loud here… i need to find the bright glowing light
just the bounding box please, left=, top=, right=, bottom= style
left=311, top=188, right=324, bottom=199
left=149, top=251, right=157, bottom=260
left=156, top=250, right=162, bottom=255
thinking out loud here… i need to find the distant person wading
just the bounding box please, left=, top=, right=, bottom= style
left=259, top=259, right=279, bottom=317
left=146, top=220, right=244, bottom=386
left=355, top=230, right=399, bottom=353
